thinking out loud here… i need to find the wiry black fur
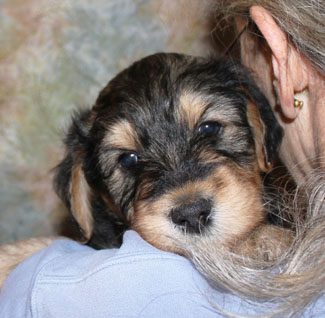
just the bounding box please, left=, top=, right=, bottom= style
left=54, top=53, right=283, bottom=248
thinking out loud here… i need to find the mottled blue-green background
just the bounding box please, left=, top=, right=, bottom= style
left=0, top=0, right=211, bottom=243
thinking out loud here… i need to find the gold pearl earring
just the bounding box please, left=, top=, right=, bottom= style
left=294, top=98, right=304, bottom=109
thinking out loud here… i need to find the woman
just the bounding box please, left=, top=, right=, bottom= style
left=1, top=1, right=324, bottom=317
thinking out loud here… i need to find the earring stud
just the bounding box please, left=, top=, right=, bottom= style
left=294, top=98, right=304, bottom=109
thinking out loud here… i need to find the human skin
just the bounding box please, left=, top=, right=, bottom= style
left=238, top=6, right=325, bottom=183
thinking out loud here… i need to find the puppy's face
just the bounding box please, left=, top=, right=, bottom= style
left=55, top=53, right=283, bottom=252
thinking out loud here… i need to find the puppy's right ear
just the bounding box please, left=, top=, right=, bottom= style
left=54, top=109, right=95, bottom=241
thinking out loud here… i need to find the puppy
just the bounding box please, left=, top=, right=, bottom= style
left=55, top=52, right=289, bottom=255
left=0, top=53, right=291, bottom=287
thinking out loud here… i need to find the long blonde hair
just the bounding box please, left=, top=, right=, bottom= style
left=188, top=171, right=325, bottom=317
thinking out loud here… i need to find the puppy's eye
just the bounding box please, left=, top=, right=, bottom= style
left=119, top=152, right=138, bottom=170
left=198, top=121, right=221, bottom=137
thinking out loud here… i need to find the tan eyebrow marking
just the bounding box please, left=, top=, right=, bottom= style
left=178, top=91, right=207, bottom=129
left=103, top=119, right=139, bottom=150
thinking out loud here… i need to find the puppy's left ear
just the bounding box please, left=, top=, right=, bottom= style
left=241, top=76, right=283, bottom=172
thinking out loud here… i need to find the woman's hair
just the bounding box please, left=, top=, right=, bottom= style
left=188, top=170, right=325, bottom=317
left=214, top=0, right=325, bottom=74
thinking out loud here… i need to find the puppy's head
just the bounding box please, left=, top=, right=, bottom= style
left=54, top=53, right=283, bottom=252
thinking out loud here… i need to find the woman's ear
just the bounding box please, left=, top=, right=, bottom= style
left=249, top=6, right=308, bottom=120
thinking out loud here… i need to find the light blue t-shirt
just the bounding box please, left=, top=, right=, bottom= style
left=0, top=230, right=324, bottom=317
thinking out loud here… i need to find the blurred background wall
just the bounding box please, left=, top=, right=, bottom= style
left=0, top=0, right=217, bottom=243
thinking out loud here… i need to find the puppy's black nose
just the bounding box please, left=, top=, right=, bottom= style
left=170, top=198, right=212, bottom=234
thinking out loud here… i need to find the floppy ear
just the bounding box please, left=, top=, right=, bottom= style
left=238, top=69, right=284, bottom=172
left=246, top=102, right=272, bottom=172
left=54, top=109, right=95, bottom=241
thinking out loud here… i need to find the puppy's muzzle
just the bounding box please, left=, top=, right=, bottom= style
left=170, top=198, right=212, bottom=234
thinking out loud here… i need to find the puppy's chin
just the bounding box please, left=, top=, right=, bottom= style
left=131, top=212, right=253, bottom=256
left=131, top=215, right=188, bottom=254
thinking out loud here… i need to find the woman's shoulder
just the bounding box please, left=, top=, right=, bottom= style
left=1, top=230, right=324, bottom=318
left=0, top=231, right=220, bottom=317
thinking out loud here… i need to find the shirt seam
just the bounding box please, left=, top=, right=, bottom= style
left=36, top=255, right=192, bottom=284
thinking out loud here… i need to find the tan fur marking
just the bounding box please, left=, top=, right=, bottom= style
left=211, top=165, right=264, bottom=240
left=197, top=150, right=222, bottom=164
left=246, top=102, right=271, bottom=172
left=178, top=91, right=207, bottom=129
left=104, top=120, right=139, bottom=150
left=70, top=164, right=93, bottom=240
